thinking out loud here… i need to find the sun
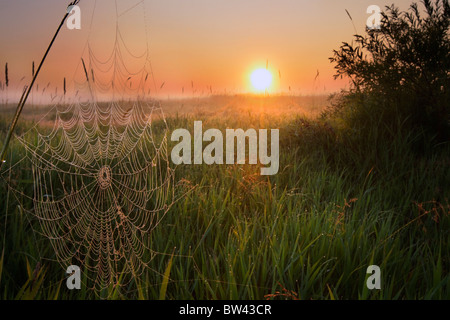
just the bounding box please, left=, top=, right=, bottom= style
left=250, top=68, right=272, bottom=92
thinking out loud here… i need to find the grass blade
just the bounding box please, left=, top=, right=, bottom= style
left=159, top=252, right=174, bottom=300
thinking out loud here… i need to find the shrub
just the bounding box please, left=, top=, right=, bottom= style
left=330, top=0, right=450, bottom=143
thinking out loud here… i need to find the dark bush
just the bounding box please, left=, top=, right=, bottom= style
left=330, top=0, right=450, bottom=143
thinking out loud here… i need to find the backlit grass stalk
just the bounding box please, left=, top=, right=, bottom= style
left=4, top=63, right=8, bottom=105
left=32, top=62, right=35, bottom=109
left=5, top=63, right=8, bottom=88
left=0, top=1, right=80, bottom=169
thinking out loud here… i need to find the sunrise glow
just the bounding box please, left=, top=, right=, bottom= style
left=250, top=68, right=273, bottom=92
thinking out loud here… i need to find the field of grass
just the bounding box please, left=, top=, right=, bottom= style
left=0, top=95, right=449, bottom=300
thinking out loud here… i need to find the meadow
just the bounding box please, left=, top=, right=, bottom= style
left=0, top=0, right=449, bottom=301
left=0, top=93, right=448, bottom=300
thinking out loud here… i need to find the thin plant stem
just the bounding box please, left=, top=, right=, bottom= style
left=0, top=0, right=80, bottom=170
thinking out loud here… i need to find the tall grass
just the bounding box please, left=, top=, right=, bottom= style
left=0, top=100, right=448, bottom=299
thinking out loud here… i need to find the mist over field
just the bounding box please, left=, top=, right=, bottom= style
left=0, top=0, right=448, bottom=302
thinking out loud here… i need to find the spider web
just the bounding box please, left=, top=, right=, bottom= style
left=1, top=0, right=187, bottom=296
left=1, top=0, right=277, bottom=299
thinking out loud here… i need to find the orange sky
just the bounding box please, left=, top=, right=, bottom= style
left=0, top=0, right=414, bottom=102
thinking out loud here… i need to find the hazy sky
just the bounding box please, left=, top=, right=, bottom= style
left=0, top=0, right=414, bottom=100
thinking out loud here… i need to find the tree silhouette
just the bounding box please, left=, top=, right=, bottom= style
left=330, top=0, right=449, bottom=140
